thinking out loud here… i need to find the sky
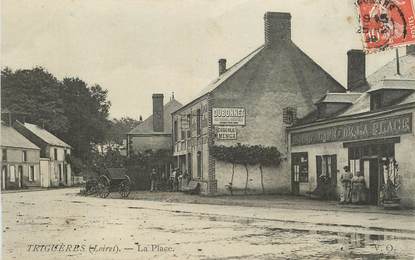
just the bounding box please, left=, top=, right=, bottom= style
left=1, top=0, right=407, bottom=119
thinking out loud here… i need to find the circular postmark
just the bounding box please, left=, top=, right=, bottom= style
left=356, top=0, right=411, bottom=52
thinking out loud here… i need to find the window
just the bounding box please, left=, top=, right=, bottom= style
left=174, top=120, right=178, bottom=143
left=54, top=148, right=58, bottom=160
left=349, top=159, right=360, bottom=176
left=23, top=151, right=27, bottom=162
left=10, top=165, right=15, bottom=182
left=29, top=166, right=35, bottom=181
left=181, top=128, right=185, bottom=141
left=196, top=109, right=201, bottom=135
left=2, top=149, right=7, bottom=162
left=197, top=151, right=202, bottom=178
left=370, top=93, right=382, bottom=110
left=316, top=155, right=337, bottom=184
left=187, top=114, right=191, bottom=138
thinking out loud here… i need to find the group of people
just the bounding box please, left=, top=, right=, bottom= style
left=150, top=168, right=190, bottom=192
left=340, top=166, right=367, bottom=204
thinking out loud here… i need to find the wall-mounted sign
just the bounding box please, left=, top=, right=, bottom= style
left=216, top=126, right=237, bottom=140
left=291, top=113, right=412, bottom=146
left=212, top=108, right=245, bottom=126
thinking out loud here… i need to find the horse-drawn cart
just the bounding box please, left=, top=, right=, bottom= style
left=97, top=168, right=131, bottom=198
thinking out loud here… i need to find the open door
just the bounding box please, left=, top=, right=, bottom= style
left=363, top=158, right=380, bottom=205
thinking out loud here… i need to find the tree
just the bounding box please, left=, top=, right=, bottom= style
left=1, top=67, right=112, bottom=169
left=59, top=77, right=111, bottom=161
left=1, top=67, right=69, bottom=134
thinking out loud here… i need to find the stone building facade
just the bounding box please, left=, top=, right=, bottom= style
left=172, top=12, right=345, bottom=195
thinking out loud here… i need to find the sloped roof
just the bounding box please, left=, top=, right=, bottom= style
left=23, top=123, right=71, bottom=148
left=177, top=42, right=346, bottom=114
left=128, top=99, right=183, bottom=135
left=367, top=54, right=415, bottom=88
left=293, top=53, right=415, bottom=126
left=1, top=123, right=40, bottom=150
left=195, top=46, right=264, bottom=99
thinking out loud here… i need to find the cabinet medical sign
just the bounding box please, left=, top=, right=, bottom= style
left=212, top=108, right=245, bottom=126
left=291, top=113, right=412, bottom=146
left=216, top=126, right=237, bottom=140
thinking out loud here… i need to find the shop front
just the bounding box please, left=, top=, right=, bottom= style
left=289, top=111, right=415, bottom=207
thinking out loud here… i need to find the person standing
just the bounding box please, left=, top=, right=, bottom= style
left=340, top=166, right=353, bottom=204
left=170, top=168, right=177, bottom=192
left=150, top=168, right=158, bottom=192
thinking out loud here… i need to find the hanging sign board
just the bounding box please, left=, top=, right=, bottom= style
left=212, top=107, right=245, bottom=126
left=216, top=126, right=237, bottom=140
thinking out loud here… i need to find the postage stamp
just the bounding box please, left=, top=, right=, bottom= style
left=355, top=0, right=415, bottom=52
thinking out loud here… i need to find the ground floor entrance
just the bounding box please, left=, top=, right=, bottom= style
left=362, top=158, right=380, bottom=205
left=345, top=137, right=398, bottom=206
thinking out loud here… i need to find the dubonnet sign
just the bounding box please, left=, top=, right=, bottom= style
left=291, top=113, right=412, bottom=146
left=212, top=108, right=245, bottom=126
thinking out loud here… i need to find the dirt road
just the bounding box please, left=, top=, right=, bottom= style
left=2, top=188, right=415, bottom=259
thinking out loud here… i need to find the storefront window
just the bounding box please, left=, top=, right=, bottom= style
left=316, top=155, right=337, bottom=184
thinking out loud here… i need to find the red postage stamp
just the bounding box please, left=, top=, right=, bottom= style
left=355, top=0, right=415, bottom=52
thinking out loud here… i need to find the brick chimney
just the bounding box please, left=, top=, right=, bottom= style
left=407, top=45, right=415, bottom=55
left=152, top=94, right=164, bottom=132
left=264, top=12, right=291, bottom=48
left=347, top=49, right=366, bottom=91
left=218, top=58, right=227, bottom=76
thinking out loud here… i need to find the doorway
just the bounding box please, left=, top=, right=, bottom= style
left=18, top=165, right=23, bottom=188
left=363, top=158, right=380, bottom=205
left=2, top=166, right=7, bottom=190
left=291, top=152, right=308, bottom=195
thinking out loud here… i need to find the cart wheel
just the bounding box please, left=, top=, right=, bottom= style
left=86, top=181, right=98, bottom=195
left=119, top=179, right=130, bottom=198
left=97, top=176, right=110, bottom=198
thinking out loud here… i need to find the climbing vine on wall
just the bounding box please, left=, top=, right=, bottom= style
left=211, top=144, right=282, bottom=194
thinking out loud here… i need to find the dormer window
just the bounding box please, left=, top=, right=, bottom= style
left=370, top=92, right=383, bottom=110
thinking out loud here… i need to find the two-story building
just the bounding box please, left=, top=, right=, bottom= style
left=172, top=12, right=345, bottom=195
left=288, top=46, right=415, bottom=208
left=1, top=122, right=41, bottom=190
left=14, top=121, right=72, bottom=187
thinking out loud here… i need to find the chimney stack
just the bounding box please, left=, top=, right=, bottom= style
left=347, top=49, right=366, bottom=91
left=264, top=12, right=291, bottom=48
left=407, top=45, right=415, bottom=55
left=152, top=94, right=164, bottom=132
left=218, top=58, right=227, bottom=76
